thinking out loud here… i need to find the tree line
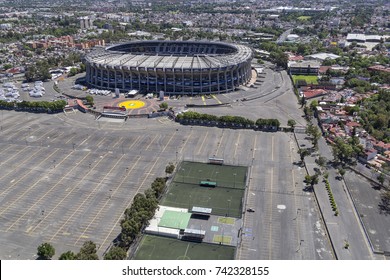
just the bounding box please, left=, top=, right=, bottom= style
left=176, top=111, right=281, bottom=130
left=0, top=100, right=67, bottom=113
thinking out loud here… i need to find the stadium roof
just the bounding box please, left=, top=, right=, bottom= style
left=85, top=41, right=252, bottom=70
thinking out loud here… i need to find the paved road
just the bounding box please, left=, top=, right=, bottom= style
left=295, top=133, right=373, bottom=259
left=239, top=133, right=333, bottom=260
left=344, top=171, right=390, bottom=257
left=276, top=28, right=293, bottom=44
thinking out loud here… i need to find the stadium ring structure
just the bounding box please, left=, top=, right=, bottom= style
left=84, top=40, right=253, bottom=95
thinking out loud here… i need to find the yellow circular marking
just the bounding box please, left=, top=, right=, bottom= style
left=118, top=100, right=145, bottom=109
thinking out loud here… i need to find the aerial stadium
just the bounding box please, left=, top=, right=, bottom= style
left=84, top=40, right=253, bottom=95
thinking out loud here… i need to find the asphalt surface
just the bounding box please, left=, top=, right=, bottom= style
left=295, top=133, right=374, bottom=259
left=344, top=171, right=390, bottom=257
left=0, top=109, right=332, bottom=260
left=238, top=132, right=333, bottom=260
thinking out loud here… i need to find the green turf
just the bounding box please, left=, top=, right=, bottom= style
left=218, top=217, right=236, bottom=225
left=158, top=210, right=191, bottom=229
left=134, top=235, right=235, bottom=260
left=213, top=235, right=232, bottom=245
left=174, top=161, right=247, bottom=190
left=161, top=181, right=244, bottom=218
left=161, top=161, right=247, bottom=218
left=292, top=75, right=319, bottom=85
left=297, top=16, right=311, bottom=21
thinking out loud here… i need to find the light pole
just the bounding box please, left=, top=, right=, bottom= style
left=293, top=208, right=301, bottom=220
left=233, top=173, right=236, bottom=188
left=227, top=199, right=231, bottom=217
left=296, top=239, right=304, bottom=253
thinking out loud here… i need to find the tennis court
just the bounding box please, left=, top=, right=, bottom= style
left=158, top=210, right=192, bottom=229
left=134, top=235, right=235, bottom=260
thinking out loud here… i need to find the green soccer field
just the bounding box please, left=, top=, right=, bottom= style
left=173, top=161, right=247, bottom=190
left=161, top=181, right=244, bottom=218
left=134, top=235, right=235, bottom=260
left=292, top=75, right=319, bottom=85
left=161, top=161, right=247, bottom=218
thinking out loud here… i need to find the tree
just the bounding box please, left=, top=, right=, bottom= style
left=59, top=251, right=76, bottom=260
left=159, top=102, right=168, bottom=110
left=68, top=67, right=78, bottom=77
left=85, top=95, right=94, bottom=106
left=37, top=243, right=55, bottom=260
left=165, top=163, right=175, bottom=176
left=299, top=148, right=310, bottom=162
left=104, top=246, right=127, bottom=260
left=306, top=123, right=321, bottom=149
left=271, top=51, right=288, bottom=69
left=120, top=219, right=141, bottom=247
left=316, top=156, right=327, bottom=168
left=338, top=168, right=346, bottom=178
left=76, top=241, right=99, bottom=260
left=332, top=137, right=363, bottom=165
left=377, top=173, right=385, bottom=186
left=287, top=119, right=296, bottom=129
left=304, top=174, right=319, bottom=187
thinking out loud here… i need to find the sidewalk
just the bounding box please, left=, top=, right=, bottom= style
left=294, top=133, right=373, bottom=259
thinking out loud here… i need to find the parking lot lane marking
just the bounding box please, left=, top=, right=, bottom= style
left=0, top=147, right=54, bottom=197
left=196, top=131, right=208, bottom=155
left=98, top=155, right=159, bottom=254
left=215, top=129, right=225, bottom=157
left=49, top=130, right=66, bottom=143
left=161, top=130, right=177, bottom=153
left=28, top=152, right=108, bottom=234
left=95, top=136, right=107, bottom=148
left=0, top=119, right=35, bottom=134
left=234, top=132, right=241, bottom=160
left=212, top=95, right=222, bottom=104
left=2, top=128, right=31, bottom=141
left=0, top=145, right=27, bottom=168
left=51, top=153, right=125, bottom=243
left=35, top=128, right=57, bottom=142
left=252, top=134, right=257, bottom=159
left=111, top=137, right=123, bottom=149
left=78, top=133, right=93, bottom=147
left=74, top=156, right=142, bottom=246
left=0, top=148, right=63, bottom=217
left=269, top=168, right=274, bottom=259
left=0, top=144, right=13, bottom=154
left=128, top=135, right=142, bottom=150
left=146, top=134, right=159, bottom=151
left=179, top=129, right=193, bottom=154
left=201, top=95, right=206, bottom=105
left=64, top=133, right=78, bottom=144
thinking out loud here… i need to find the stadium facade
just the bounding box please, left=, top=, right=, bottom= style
left=84, top=40, right=253, bottom=95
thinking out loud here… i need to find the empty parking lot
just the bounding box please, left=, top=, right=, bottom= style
left=0, top=110, right=332, bottom=259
